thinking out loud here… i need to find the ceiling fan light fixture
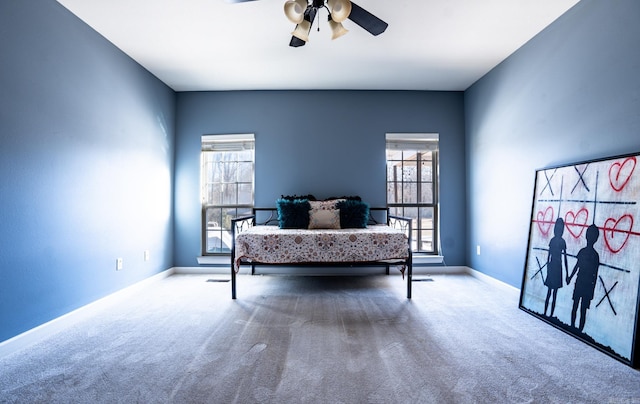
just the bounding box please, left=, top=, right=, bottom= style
left=327, top=0, right=351, bottom=23
left=291, top=19, right=311, bottom=42
left=328, top=17, right=348, bottom=40
left=284, top=0, right=307, bottom=24
left=283, top=0, right=385, bottom=47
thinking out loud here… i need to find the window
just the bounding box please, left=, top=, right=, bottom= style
left=201, top=134, right=254, bottom=255
left=386, top=133, right=439, bottom=254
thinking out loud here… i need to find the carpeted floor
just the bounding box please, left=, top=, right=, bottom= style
left=0, top=273, right=638, bottom=403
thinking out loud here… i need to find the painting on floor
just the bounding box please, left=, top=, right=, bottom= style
left=520, top=152, right=640, bottom=367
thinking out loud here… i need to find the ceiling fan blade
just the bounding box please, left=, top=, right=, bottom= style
left=348, top=2, right=388, bottom=36
left=289, top=37, right=306, bottom=47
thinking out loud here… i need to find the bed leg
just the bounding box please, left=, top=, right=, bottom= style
left=385, top=264, right=390, bottom=275
left=231, top=264, right=237, bottom=300
left=407, top=252, right=413, bottom=299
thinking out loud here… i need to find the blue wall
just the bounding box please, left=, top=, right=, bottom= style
left=174, top=91, right=466, bottom=267
left=0, top=1, right=175, bottom=343
left=465, top=0, right=640, bottom=287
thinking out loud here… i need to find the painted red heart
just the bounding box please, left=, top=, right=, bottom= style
left=565, top=208, right=589, bottom=239
left=536, top=206, right=554, bottom=236
left=609, top=157, right=636, bottom=192
left=603, top=214, right=634, bottom=253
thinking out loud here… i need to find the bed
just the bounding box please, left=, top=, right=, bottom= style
left=230, top=205, right=413, bottom=299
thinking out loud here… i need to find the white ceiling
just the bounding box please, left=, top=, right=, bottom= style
left=55, top=0, right=580, bottom=92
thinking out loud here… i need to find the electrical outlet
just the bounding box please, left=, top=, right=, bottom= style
left=116, top=258, right=123, bottom=270
left=476, top=245, right=481, bottom=255
left=144, top=250, right=150, bottom=261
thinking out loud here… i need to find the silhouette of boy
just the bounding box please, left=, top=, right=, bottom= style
left=544, top=218, right=568, bottom=317
left=567, top=224, right=600, bottom=332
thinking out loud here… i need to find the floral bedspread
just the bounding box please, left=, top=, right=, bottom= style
left=234, top=225, right=409, bottom=272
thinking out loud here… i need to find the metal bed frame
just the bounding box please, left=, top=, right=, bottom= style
left=230, top=207, right=413, bottom=299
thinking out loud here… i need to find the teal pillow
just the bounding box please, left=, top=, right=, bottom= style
left=276, top=199, right=311, bottom=228
left=337, top=200, right=369, bottom=228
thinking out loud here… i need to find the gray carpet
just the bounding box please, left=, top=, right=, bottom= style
left=1, top=273, right=638, bottom=403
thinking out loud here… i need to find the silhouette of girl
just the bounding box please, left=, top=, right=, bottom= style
left=544, top=218, right=568, bottom=317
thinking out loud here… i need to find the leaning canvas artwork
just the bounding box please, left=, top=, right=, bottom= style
left=520, top=152, right=640, bottom=366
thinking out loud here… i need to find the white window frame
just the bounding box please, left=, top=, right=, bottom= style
left=200, top=134, right=255, bottom=256
left=386, top=133, right=440, bottom=255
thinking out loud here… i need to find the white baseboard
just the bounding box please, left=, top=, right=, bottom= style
left=196, top=256, right=230, bottom=265
left=152, top=266, right=497, bottom=282
left=413, top=255, right=445, bottom=265
left=195, top=255, right=446, bottom=266
left=175, top=265, right=468, bottom=276
left=465, top=266, right=520, bottom=293
left=414, top=265, right=467, bottom=275
left=0, top=268, right=175, bottom=359
left=173, top=266, right=228, bottom=274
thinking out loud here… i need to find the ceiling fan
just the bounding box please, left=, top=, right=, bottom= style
left=225, top=0, right=388, bottom=47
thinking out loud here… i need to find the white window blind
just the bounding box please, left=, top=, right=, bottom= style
left=385, top=133, right=439, bottom=152
left=201, top=133, right=255, bottom=152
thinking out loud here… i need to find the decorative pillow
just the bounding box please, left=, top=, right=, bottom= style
left=276, top=198, right=311, bottom=229
left=336, top=199, right=369, bottom=228
left=309, top=199, right=344, bottom=211
left=308, top=209, right=341, bottom=229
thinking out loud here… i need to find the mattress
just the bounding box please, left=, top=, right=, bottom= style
left=234, top=224, right=410, bottom=271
